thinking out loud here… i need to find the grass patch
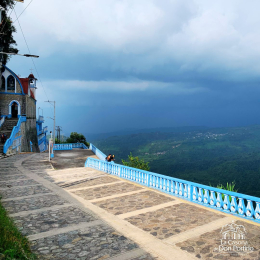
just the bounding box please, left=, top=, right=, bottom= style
left=0, top=197, right=37, bottom=260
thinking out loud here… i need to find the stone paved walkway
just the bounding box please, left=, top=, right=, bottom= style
left=0, top=151, right=260, bottom=260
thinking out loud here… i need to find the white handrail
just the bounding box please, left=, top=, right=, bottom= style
left=0, top=116, right=6, bottom=128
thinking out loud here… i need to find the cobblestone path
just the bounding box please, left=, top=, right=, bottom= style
left=1, top=152, right=260, bottom=260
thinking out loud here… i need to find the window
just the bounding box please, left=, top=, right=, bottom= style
left=7, top=75, right=15, bottom=91
left=1, top=76, right=5, bottom=90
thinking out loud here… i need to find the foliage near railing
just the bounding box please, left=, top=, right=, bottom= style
left=3, top=116, right=26, bottom=154
left=89, top=143, right=107, bottom=161
left=85, top=157, right=260, bottom=223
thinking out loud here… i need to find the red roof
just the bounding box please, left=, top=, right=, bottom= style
left=18, top=76, right=36, bottom=100
left=28, top=74, right=35, bottom=78
left=19, top=78, right=29, bottom=94
left=30, top=89, right=35, bottom=99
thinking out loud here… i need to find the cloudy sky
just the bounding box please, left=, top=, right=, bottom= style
left=7, top=0, right=260, bottom=136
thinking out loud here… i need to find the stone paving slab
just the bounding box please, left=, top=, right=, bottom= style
left=72, top=182, right=143, bottom=200
left=176, top=220, right=260, bottom=260
left=29, top=169, right=102, bottom=183
left=50, top=150, right=98, bottom=170
left=0, top=179, right=39, bottom=188
left=13, top=206, right=97, bottom=236
left=0, top=168, right=23, bottom=174
left=4, top=152, right=260, bottom=260
left=30, top=224, right=139, bottom=260
left=126, top=203, right=225, bottom=240
left=2, top=194, right=68, bottom=214
left=131, top=254, right=157, bottom=260
left=94, top=190, right=174, bottom=215
left=0, top=174, right=28, bottom=181
left=54, top=173, right=102, bottom=182
left=65, top=176, right=118, bottom=190
left=22, top=160, right=53, bottom=170
left=0, top=185, right=52, bottom=199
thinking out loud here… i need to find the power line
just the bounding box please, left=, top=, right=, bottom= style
left=12, top=0, right=34, bottom=23
left=13, top=8, right=50, bottom=102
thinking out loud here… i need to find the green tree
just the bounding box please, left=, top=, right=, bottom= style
left=122, top=152, right=150, bottom=171
left=66, top=132, right=89, bottom=146
left=214, top=181, right=238, bottom=202
left=0, top=0, right=18, bottom=65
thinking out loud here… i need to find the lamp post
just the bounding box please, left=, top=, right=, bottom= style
left=45, top=101, right=56, bottom=144
left=0, top=52, right=39, bottom=58
left=38, top=107, right=43, bottom=118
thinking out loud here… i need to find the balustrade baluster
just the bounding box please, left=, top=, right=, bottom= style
left=198, top=188, right=204, bottom=203
left=209, top=191, right=216, bottom=207
left=163, top=178, right=166, bottom=190
left=223, top=194, right=231, bottom=212
left=238, top=198, right=246, bottom=216
left=216, top=192, right=223, bottom=209
left=179, top=183, right=184, bottom=196
left=230, top=196, right=238, bottom=213
left=166, top=179, right=170, bottom=192
left=171, top=180, right=174, bottom=194
left=192, top=187, right=198, bottom=201
left=175, top=182, right=179, bottom=195
left=254, top=203, right=260, bottom=222
left=246, top=200, right=254, bottom=219
left=155, top=176, right=158, bottom=188
left=203, top=189, right=209, bottom=204
left=184, top=184, right=188, bottom=198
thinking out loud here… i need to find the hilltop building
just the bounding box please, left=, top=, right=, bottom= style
left=0, top=65, right=48, bottom=155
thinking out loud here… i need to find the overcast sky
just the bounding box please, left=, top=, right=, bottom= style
left=7, top=0, right=260, bottom=136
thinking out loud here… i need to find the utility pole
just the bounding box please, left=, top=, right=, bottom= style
left=56, top=126, right=62, bottom=143
left=45, top=100, right=56, bottom=144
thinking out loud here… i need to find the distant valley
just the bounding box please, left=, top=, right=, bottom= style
left=92, top=125, right=260, bottom=197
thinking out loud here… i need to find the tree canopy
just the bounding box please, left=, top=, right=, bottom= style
left=0, top=0, right=18, bottom=65
left=66, top=132, right=89, bottom=146
left=122, top=152, right=150, bottom=171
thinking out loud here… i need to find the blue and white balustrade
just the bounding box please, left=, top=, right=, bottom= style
left=53, top=143, right=89, bottom=151
left=3, top=116, right=26, bottom=154
left=85, top=157, right=260, bottom=224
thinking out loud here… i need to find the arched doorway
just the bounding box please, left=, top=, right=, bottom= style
left=8, top=100, right=21, bottom=118
left=11, top=102, right=18, bottom=118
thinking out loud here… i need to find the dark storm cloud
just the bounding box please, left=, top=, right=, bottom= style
left=7, top=0, right=260, bottom=133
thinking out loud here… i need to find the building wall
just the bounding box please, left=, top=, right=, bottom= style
left=0, top=93, right=25, bottom=117
left=1, top=66, right=39, bottom=153
left=20, top=120, right=39, bottom=152
left=26, top=96, right=36, bottom=119
left=0, top=92, right=36, bottom=117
